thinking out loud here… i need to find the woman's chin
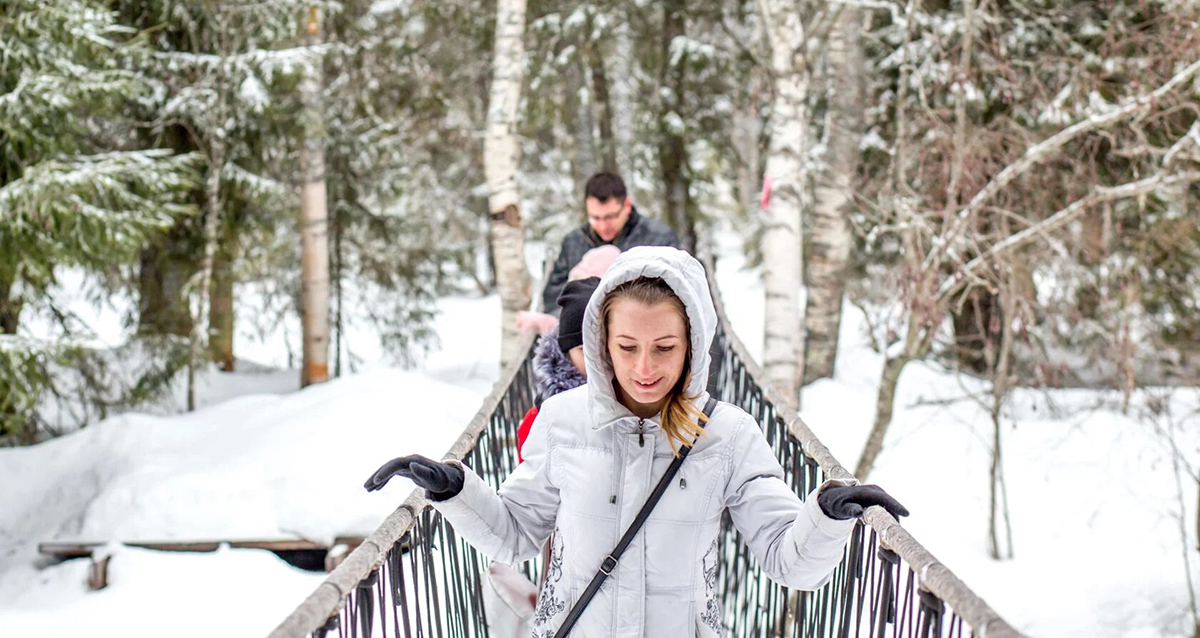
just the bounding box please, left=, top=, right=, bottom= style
left=624, top=386, right=665, bottom=407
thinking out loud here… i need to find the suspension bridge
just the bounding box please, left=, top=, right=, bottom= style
left=269, top=262, right=1025, bottom=638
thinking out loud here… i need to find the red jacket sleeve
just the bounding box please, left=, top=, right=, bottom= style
left=516, top=406, right=538, bottom=464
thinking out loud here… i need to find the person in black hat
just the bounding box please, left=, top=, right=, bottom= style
left=515, top=277, right=600, bottom=462
left=541, top=172, right=679, bottom=314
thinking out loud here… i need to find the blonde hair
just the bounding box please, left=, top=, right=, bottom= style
left=601, top=277, right=708, bottom=455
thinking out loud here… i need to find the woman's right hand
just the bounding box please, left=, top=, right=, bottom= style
left=363, top=454, right=465, bottom=501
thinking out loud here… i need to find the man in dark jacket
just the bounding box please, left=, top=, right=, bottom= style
left=541, top=172, right=679, bottom=313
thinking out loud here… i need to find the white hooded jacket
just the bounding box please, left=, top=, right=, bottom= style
left=433, top=246, right=856, bottom=637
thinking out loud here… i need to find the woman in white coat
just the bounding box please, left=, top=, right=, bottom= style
left=366, top=246, right=907, bottom=637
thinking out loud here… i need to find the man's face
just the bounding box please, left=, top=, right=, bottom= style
left=585, top=196, right=631, bottom=242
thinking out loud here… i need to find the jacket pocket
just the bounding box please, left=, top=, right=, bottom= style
left=645, top=590, right=695, bottom=637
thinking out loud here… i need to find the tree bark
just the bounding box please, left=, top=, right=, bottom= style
left=733, top=104, right=762, bottom=221
left=585, top=28, right=617, bottom=172
left=856, top=354, right=906, bottom=479
left=188, top=114, right=224, bottom=412
left=138, top=223, right=196, bottom=338
left=565, top=60, right=596, bottom=199
left=208, top=239, right=235, bottom=372
left=804, top=7, right=863, bottom=385
left=333, top=209, right=344, bottom=378
left=987, top=248, right=1016, bottom=560
left=299, top=6, right=330, bottom=387
left=609, top=21, right=636, bottom=180
left=485, top=0, right=533, bottom=369
left=0, top=272, right=21, bottom=335
left=856, top=304, right=935, bottom=479
left=757, top=0, right=810, bottom=406
left=658, top=0, right=695, bottom=254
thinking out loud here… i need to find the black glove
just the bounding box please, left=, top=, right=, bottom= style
left=363, top=454, right=465, bottom=502
left=818, top=484, right=909, bottom=521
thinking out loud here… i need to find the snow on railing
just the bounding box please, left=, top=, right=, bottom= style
left=271, top=264, right=1025, bottom=638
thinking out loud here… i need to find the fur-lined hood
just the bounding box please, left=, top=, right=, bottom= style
left=533, top=325, right=586, bottom=404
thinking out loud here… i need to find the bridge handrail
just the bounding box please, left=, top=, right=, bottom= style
left=268, top=329, right=537, bottom=638
left=271, top=256, right=1027, bottom=638
left=701, top=255, right=1022, bottom=638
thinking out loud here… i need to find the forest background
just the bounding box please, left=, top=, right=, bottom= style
left=3, top=0, right=1200, bottom=632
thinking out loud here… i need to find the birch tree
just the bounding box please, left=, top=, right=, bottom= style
left=804, top=7, right=864, bottom=384
left=756, top=0, right=810, bottom=405
left=486, top=0, right=533, bottom=369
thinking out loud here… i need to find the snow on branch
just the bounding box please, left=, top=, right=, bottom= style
left=0, top=334, right=92, bottom=356
left=828, top=0, right=902, bottom=23
left=924, top=55, right=1200, bottom=271
left=938, top=170, right=1200, bottom=301
left=152, top=43, right=328, bottom=77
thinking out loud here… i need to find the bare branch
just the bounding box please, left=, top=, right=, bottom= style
left=939, top=170, right=1200, bottom=301
left=925, top=55, right=1200, bottom=270
left=828, top=0, right=902, bottom=23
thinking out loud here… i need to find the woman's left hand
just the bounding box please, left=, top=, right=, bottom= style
left=363, top=454, right=465, bottom=501
left=818, top=484, right=909, bottom=520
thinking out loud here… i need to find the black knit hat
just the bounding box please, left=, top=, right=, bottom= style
left=556, top=277, right=600, bottom=353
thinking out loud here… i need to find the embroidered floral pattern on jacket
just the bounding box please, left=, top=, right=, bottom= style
left=699, top=537, right=722, bottom=633
left=531, top=528, right=567, bottom=638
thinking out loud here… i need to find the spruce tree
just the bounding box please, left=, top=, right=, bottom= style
left=0, top=0, right=199, bottom=442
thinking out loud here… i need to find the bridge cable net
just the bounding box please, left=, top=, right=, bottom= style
left=270, top=260, right=1025, bottom=638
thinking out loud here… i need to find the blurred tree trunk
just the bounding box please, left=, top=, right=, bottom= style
left=565, top=61, right=596, bottom=198
left=188, top=103, right=225, bottom=411
left=610, top=21, right=636, bottom=180
left=585, top=26, right=617, bottom=172
left=485, top=0, right=532, bottom=369
left=804, top=8, right=863, bottom=385
left=757, top=0, right=810, bottom=406
left=208, top=237, right=235, bottom=372
left=658, top=0, right=695, bottom=253
left=299, top=6, right=330, bottom=387
left=138, top=235, right=195, bottom=338
left=0, top=273, right=20, bottom=335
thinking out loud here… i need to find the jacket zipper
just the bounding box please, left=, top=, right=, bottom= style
left=637, top=418, right=645, bottom=447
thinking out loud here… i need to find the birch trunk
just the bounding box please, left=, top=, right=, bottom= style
left=188, top=124, right=224, bottom=411
left=757, top=0, right=810, bottom=406
left=485, top=0, right=532, bottom=369
left=733, top=102, right=762, bottom=221
left=609, top=22, right=636, bottom=179
left=804, top=8, right=863, bottom=385
left=299, top=7, right=330, bottom=387
left=187, top=11, right=228, bottom=411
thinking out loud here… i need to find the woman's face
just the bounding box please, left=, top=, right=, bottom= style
left=606, top=297, right=687, bottom=418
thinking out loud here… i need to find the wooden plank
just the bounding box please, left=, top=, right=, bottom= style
left=38, top=537, right=364, bottom=559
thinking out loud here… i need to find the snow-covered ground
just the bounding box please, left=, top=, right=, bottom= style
left=1, top=233, right=1197, bottom=636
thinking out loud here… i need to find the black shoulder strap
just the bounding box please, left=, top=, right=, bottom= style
left=553, top=396, right=720, bottom=637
